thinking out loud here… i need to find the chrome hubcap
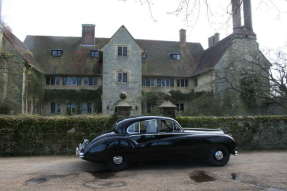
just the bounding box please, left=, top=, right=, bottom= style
left=112, top=156, right=123, bottom=165
left=214, top=151, right=224, bottom=160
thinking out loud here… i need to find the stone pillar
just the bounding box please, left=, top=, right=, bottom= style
left=243, top=0, right=253, bottom=32
left=231, top=0, right=242, bottom=33
left=115, top=92, right=132, bottom=118
left=159, top=101, right=176, bottom=118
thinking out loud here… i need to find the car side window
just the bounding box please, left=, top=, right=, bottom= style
left=127, top=122, right=140, bottom=134
left=173, top=121, right=182, bottom=132
left=141, top=119, right=158, bottom=134
left=159, top=119, right=174, bottom=133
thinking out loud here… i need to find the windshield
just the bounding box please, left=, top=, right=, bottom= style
left=112, top=122, right=119, bottom=133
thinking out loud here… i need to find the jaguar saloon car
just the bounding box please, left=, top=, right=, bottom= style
left=76, top=116, right=238, bottom=171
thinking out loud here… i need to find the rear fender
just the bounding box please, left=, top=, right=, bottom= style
left=105, top=139, right=135, bottom=153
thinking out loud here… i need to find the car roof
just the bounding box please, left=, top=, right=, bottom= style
left=122, top=115, right=173, bottom=121
left=115, top=116, right=176, bottom=133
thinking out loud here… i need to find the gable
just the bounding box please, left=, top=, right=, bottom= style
left=193, top=34, right=234, bottom=76
left=102, top=26, right=142, bottom=52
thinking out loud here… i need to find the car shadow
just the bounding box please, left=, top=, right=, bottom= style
left=128, top=160, right=209, bottom=171
left=79, top=159, right=210, bottom=174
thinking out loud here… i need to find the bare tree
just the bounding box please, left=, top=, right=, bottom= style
left=215, top=49, right=287, bottom=113
left=123, top=0, right=287, bottom=28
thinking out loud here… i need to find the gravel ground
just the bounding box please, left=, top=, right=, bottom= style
left=0, top=151, right=287, bottom=191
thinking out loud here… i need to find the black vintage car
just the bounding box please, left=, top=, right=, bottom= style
left=76, top=116, right=238, bottom=171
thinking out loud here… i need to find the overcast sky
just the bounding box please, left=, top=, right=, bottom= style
left=2, top=0, right=287, bottom=50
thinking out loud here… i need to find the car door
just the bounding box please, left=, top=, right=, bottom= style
left=128, top=119, right=171, bottom=161
left=155, top=119, right=183, bottom=159
left=171, top=121, right=208, bottom=159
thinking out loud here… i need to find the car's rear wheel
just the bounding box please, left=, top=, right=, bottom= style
left=108, top=154, right=128, bottom=171
left=208, top=145, right=230, bottom=166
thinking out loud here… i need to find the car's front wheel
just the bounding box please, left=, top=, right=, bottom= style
left=108, top=154, right=128, bottom=171
left=208, top=145, right=230, bottom=166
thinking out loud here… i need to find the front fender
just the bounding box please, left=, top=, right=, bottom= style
left=207, top=135, right=237, bottom=154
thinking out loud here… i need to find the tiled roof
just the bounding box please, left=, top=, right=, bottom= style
left=193, top=34, right=234, bottom=76
left=24, top=35, right=204, bottom=77
left=24, top=36, right=109, bottom=75
left=138, top=39, right=203, bottom=77
left=1, top=27, right=41, bottom=72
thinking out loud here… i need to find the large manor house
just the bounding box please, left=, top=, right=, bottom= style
left=0, top=0, right=270, bottom=115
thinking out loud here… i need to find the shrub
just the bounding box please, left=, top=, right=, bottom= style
left=177, top=115, right=287, bottom=150
left=0, top=115, right=117, bottom=156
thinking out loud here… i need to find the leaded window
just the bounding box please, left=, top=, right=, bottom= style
left=51, top=49, right=63, bottom=57
left=46, top=76, right=61, bottom=85
left=176, top=79, right=188, bottom=87
left=117, top=72, right=128, bottom=83
left=118, top=46, right=128, bottom=56
left=176, top=103, right=184, bottom=112
left=67, top=103, right=77, bottom=114
left=170, top=52, right=181, bottom=60
left=90, top=50, right=99, bottom=57
left=51, top=103, right=61, bottom=113
left=143, top=78, right=174, bottom=88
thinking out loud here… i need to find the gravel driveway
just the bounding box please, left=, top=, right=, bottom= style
left=0, top=151, right=287, bottom=191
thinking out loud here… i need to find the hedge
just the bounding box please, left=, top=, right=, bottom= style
left=0, top=115, right=287, bottom=156
left=177, top=115, right=287, bottom=150
left=0, top=115, right=117, bottom=156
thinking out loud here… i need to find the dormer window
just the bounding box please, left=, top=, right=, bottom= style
left=51, top=49, right=63, bottom=57
left=170, top=52, right=181, bottom=60
left=90, top=50, right=99, bottom=57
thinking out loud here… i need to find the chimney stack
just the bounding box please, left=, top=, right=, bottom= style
left=179, top=29, right=186, bottom=44
left=243, top=0, right=253, bottom=32
left=81, top=24, right=95, bottom=46
left=208, top=33, right=220, bottom=48
left=231, top=0, right=242, bottom=33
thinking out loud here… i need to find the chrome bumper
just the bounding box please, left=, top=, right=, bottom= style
left=234, top=150, right=239, bottom=156
left=76, top=139, right=89, bottom=159
left=75, top=147, right=85, bottom=158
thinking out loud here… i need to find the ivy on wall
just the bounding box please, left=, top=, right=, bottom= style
left=27, top=67, right=45, bottom=99
left=0, top=51, right=28, bottom=114
left=142, top=90, right=214, bottom=115
left=44, top=87, right=102, bottom=112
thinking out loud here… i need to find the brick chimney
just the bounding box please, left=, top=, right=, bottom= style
left=231, top=0, right=242, bottom=33
left=179, top=29, right=186, bottom=44
left=81, top=24, right=95, bottom=46
left=208, top=33, right=220, bottom=48
left=243, top=0, right=253, bottom=32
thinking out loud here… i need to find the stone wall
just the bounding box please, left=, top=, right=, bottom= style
left=213, top=36, right=270, bottom=114
left=194, top=71, right=215, bottom=93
